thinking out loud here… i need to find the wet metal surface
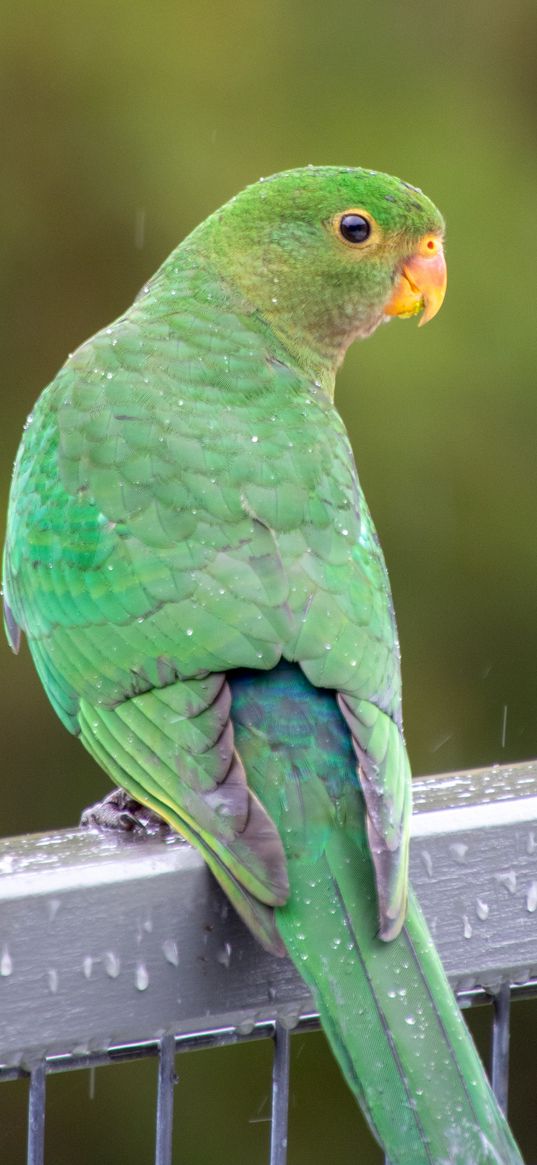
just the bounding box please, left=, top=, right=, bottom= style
left=0, top=759, right=536, bottom=1071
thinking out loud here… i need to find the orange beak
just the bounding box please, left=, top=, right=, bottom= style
left=384, top=234, right=447, bottom=327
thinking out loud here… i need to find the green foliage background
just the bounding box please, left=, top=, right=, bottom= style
left=1, top=0, right=536, bottom=1160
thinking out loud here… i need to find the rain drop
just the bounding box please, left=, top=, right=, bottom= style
left=0, top=947, right=13, bottom=977
left=496, top=870, right=517, bottom=895
left=236, top=1017, right=256, bottom=1035
left=449, top=843, right=468, bottom=864
left=135, top=963, right=149, bottom=991
left=421, top=850, right=434, bottom=878
left=104, top=951, right=121, bottom=979
left=217, top=942, right=232, bottom=969
left=526, top=881, right=537, bottom=913
left=162, top=939, right=179, bottom=967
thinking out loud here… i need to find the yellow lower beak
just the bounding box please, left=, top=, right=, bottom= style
left=384, top=234, right=447, bottom=326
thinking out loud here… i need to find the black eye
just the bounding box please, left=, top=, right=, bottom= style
left=339, top=214, right=371, bottom=244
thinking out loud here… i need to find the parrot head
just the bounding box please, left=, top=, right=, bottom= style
left=195, top=166, right=446, bottom=375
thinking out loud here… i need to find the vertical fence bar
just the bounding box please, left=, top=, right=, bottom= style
left=269, top=1022, right=291, bottom=1165
left=27, top=1062, right=46, bottom=1165
left=155, top=1035, right=177, bottom=1165
left=491, top=983, right=511, bottom=1115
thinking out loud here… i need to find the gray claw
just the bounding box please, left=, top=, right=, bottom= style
left=80, top=788, right=172, bottom=836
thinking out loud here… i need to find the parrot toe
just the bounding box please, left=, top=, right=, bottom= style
left=80, top=787, right=174, bottom=836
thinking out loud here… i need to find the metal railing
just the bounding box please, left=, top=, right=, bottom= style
left=1, top=758, right=537, bottom=1164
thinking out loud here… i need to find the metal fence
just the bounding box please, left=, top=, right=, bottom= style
left=1, top=758, right=537, bottom=1164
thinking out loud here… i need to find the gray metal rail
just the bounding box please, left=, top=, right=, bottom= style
left=1, top=758, right=537, bottom=1163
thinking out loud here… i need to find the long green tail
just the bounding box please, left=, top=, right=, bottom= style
left=231, top=663, right=523, bottom=1165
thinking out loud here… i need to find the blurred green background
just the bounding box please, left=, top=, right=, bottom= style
left=1, top=0, right=536, bottom=1160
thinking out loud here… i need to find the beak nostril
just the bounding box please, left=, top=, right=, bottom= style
left=419, top=234, right=441, bottom=258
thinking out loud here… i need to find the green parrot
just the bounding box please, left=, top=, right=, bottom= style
left=3, top=166, right=524, bottom=1163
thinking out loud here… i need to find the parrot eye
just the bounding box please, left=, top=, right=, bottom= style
left=339, top=214, right=371, bottom=244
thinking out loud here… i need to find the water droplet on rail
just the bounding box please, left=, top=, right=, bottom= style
left=104, top=951, right=121, bottom=978
left=496, top=870, right=517, bottom=894
left=217, top=942, right=232, bottom=969
left=449, top=843, right=468, bottom=864
left=163, top=940, right=180, bottom=967
left=526, top=881, right=537, bottom=913
left=48, top=968, right=59, bottom=993
left=475, top=899, right=489, bottom=921
left=235, top=1017, right=256, bottom=1035
left=135, top=963, right=149, bottom=991
left=47, top=898, right=61, bottom=921
left=421, top=850, right=433, bottom=877
left=0, top=946, right=13, bottom=976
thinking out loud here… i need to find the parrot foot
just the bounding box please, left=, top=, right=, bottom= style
left=80, top=788, right=172, bottom=836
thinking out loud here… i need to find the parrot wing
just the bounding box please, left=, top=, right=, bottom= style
left=3, top=315, right=291, bottom=954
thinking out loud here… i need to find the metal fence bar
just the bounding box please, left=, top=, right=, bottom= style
left=1, top=756, right=537, bottom=1165
left=10, top=989, right=535, bottom=1165
left=491, top=983, right=511, bottom=1115
left=27, top=1062, right=46, bottom=1165
left=1, top=758, right=536, bottom=1074
left=269, top=1021, right=291, bottom=1165
left=155, top=1034, right=177, bottom=1165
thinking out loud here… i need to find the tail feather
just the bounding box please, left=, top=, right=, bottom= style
left=231, top=663, right=524, bottom=1165
left=281, top=858, right=521, bottom=1163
